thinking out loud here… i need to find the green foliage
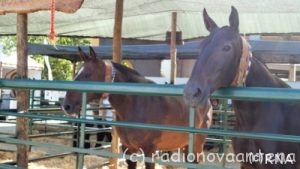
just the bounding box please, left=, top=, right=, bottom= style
left=0, top=36, right=90, bottom=80
left=0, top=36, right=17, bottom=55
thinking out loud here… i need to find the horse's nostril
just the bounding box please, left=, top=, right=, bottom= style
left=64, top=105, right=70, bottom=111
left=193, top=88, right=202, bottom=98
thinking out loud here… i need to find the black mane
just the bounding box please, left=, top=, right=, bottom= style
left=112, top=62, right=155, bottom=84
left=247, top=56, right=290, bottom=88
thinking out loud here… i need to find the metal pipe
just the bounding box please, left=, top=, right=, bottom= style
left=188, top=107, right=195, bottom=165
left=0, top=136, right=230, bottom=169
left=76, top=92, right=87, bottom=169
left=3, top=152, right=73, bottom=165
left=1, top=79, right=300, bottom=102
left=1, top=111, right=300, bottom=143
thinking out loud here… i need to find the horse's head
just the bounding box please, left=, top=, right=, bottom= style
left=184, top=6, right=244, bottom=107
left=62, top=46, right=108, bottom=116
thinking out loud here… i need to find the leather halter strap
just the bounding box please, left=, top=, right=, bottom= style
left=104, top=60, right=116, bottom=83
left=231, top=37, right=252, bottom=87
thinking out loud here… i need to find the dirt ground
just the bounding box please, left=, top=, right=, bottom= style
left=0, top=135, right=111, bottom=169
left=0, top=144, right=239, bottom=169
left=0, top=123, right=239, bottom=169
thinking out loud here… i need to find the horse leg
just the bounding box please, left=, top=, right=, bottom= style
left=182, top=135, right=204, bottom=163
left=144, top=162, right=155, bottom=169
left=84, top=123, right=92, bottom=148
left=143, top=146, right=156, bottom=169
left=121, top=145, right=137, bottom=169
left=193, top=134, right=206, bottom=163
left=105, top=129, right=112, bottom=142
left=95, top=124, right=105, bottom=147
left=72, top=123, right=91, bottom=148
left=95, top=123, right=112, bottom=147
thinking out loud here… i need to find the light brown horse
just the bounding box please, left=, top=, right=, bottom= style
left=62, top=47, right=213, bottom=169
left=184, top=6, right=300, bottom=169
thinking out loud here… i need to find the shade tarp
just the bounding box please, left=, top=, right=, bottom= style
left=1, top=0, right=300, bottom=41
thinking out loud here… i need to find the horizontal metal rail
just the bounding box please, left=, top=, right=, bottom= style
left=1, top=111, right=300, bottom=143
left=1, top=79, right=300, bottom=169
left=0, top=164, right=23, bottom=169
left=0, top=79, right=300, bottom=102
left=0, top=136, right=227, bottom=169
left=3, top=152, right=73, bottom=165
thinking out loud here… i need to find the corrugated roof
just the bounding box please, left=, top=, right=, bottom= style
left=1, top=0, right=300, bottom=40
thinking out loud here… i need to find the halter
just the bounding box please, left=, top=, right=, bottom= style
left=104, top=60, right=116, bottom=83
left=231, top=37, right=252, bottom=87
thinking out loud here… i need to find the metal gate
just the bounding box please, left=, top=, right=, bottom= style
left=0, top=79, right=300, bottom=169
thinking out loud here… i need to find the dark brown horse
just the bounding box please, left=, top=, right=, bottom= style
left=62, top=47, right=213, bottom=169
left=183, top=6, right=300, bottom=169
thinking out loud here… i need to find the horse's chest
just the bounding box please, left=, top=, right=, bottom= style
left=233, top=101, right=286, bottom=133
left=116, top=127, right=160, bottom=149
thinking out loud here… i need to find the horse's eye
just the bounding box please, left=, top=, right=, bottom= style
left=223, top=45, right=231, bottom=51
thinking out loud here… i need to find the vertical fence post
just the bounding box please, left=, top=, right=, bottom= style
left=288, top=64, right=296, bottom=82
left=16, top=13, right=29, bottom=168
left=221, top=99, right=229, bottom=167
left=188, top=107, right=195, bottom=168
left=76, top=92, right=87, bottom=169
left=111, top=0, right=124, bottom=168
left=112, top=0, right=123, bottom=63
left=170, top=12, right=177, bottom=84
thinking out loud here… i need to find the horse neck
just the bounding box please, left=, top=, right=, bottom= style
left=233, top=57, right=290, bottom=129
left=106, top=72, right=125, bottom=117
left=245, top=57, right=289, bottom=88
left=107, top=66, right=155, bottom=120
left=107, top=70, right=144, bottom=120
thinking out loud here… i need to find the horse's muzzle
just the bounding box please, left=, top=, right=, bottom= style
left=183, top=84, right=210, bottom=108
left=61, top=103, right=81, bottom=117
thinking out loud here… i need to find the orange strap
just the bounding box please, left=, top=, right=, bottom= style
left=49, top=0, right=56, bottom=45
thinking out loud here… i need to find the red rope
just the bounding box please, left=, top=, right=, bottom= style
left=49, top=0, right=56, bottom=45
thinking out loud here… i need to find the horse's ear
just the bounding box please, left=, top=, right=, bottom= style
left=203, top=8, right=218, bottom=32
left=229, top=6, right=239, bottom=32
left=78, top=46, right=88, bottom=61
left=89, top=46, right=97, bottom=59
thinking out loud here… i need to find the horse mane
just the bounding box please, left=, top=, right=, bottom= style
left=248, top=56, right=291, bottom=88
left=112, top=62, right=155, bottom=84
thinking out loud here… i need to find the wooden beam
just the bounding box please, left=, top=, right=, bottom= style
left=0, top=0, right=84, bottom=14
left=112, top=0, right=124, bottom=63
left=254, top=53, right=300, bottom=64
left=170, top=12, right=177, bottom=84
left=289, top=64, right=296, bottom=81
left=16, top=13, right=29, bottom=168
left=111, top=0, right=124, bottom=168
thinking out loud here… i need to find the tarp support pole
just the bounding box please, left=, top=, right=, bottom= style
left=289, top=64, right=296, bottom=81
left=111, top=0, right=123, bottom=168
left=16, top=13, right=29, bottom=168
left=170, top=12, right=177, bottom=84
left=112, top=0, right=123, bottom=63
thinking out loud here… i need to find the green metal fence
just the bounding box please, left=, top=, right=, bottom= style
left=0, top=79, right=300, bottom=169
